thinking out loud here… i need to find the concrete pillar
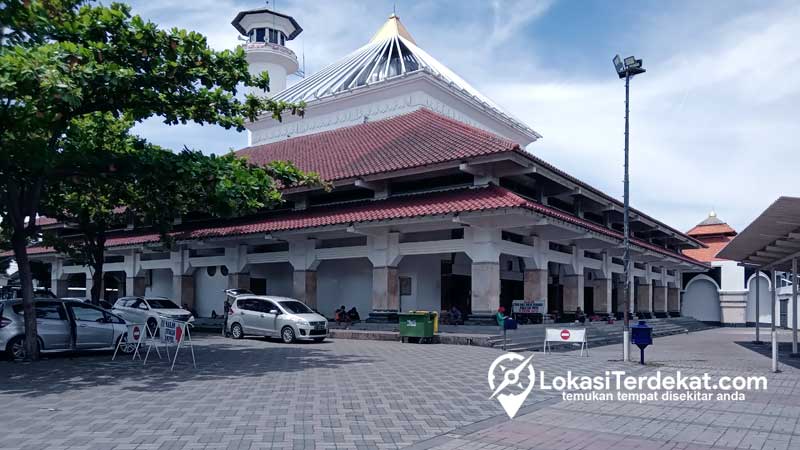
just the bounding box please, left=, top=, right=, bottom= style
left=668, top=287, right=680, bottom=313
left=372, top=266, right=399, bottom=311
left=84, top=275, right=94, bottom=300
left=524, top=269, right=548, bottom=315
left=594, top=278, right=612, bottom=314
left=173, top=274, right=195, bottom=310
left=126, top=276, right=147, bottom=297
left=471, top=262, right=500, bottom=315
left=562, top=274, right=584, bottom=313
left=52, top=277, right=69, bottom=297
left=292, top=270, right=317, bottom=309
left=637, top=282, right=652, bottom=313
left=653, top=284, right=667, bottom=314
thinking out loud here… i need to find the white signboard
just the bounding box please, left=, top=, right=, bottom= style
left=512, top=300, right=544, bottom=314
left=143, top=319, right=196, bottom=371
left=543, top=328, right=588, bottom=356
left=112, top=323, right=147, bottom=361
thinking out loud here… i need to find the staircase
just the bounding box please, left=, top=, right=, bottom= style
left=488, top=317, right=717, bottom=353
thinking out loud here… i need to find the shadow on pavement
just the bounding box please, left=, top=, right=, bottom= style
left=734, top=340, right=800, bottom=369
left=0, top=336, right=376, bottom=398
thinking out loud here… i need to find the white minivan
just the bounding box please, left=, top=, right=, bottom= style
left=226, top=295, right=327, bottom=343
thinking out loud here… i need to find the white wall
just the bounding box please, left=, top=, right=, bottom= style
left=250, top=262, right=293, bottom=297
left=746, top=274, right=773, bottom=324
left=716, top=261, right=745, bottom=291
left=398, top=254, right=442, bottom=312
left=194, top=266, right=228, bottom=318
left=682, top=278, right=721, bottom=322
left=317, top=258, right=372, bottom=319
left=145, top=269, right=173, bottom=299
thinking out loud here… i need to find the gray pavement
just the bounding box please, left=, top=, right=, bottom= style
left=0, top=327, right=798, bottom=450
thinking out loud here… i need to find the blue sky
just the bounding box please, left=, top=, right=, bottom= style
left=128, top=0, right=799, bottom=233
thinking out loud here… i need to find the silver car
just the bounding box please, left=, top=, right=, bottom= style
left=112, top=296, right=193, bottom=335
left=0, top=298, right=129, bottom=360
left=226, top=295, right=328, bottom=343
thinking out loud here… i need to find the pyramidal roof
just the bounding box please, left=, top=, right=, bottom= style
left=273, top=15, right=538, bottom=139
left=687, top=211, right=737, bottom=237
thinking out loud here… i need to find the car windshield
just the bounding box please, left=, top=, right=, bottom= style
left=146, top=299, right=180, bottom=309
left=279, top=301, right=312, bottom=314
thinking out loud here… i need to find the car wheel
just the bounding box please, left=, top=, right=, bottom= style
left=281, top=326, right=296, bottom=344
left=117, top=334, right=136, bottom=354
left=312, top=337, right=325, bottom=343
left=6, top=336, right=26, bottom=360
left=146, top=318, right=159, bottom=337
left=230, top=323, right=244, bottom=339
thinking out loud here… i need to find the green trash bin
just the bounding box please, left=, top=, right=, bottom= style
left=398, top=311, right=435, bottom=343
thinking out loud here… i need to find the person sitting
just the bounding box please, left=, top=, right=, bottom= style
left=347, top=306, right=361, bottom=322
left=335, top=306, right=350, bottom=324
left=576, top=307, right=586, bottom=324
left=496, top=306, right=508, bottom=332
left=449, top=305, right=462, bottom=324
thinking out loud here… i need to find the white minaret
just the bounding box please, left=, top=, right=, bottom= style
left=232, top=7, right=302, bottom=96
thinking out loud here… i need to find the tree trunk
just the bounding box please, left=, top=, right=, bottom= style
left=89, top=235, right=106, bottom=305
left=11, top=231, right=39, bottom=361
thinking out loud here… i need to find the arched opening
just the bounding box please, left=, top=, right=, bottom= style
left=682, top=276, right=721, bottom=323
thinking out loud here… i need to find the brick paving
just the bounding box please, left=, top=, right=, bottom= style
left=0, top=327, right=798, bottom=450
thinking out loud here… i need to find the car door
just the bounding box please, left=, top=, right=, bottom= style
left=260, top=300, right=280, bottom=337
left=34, top=301, right=70, bottom=350
left=236, top=299, right=261, bottom=335
left=69, top=303, right=116, bottom=349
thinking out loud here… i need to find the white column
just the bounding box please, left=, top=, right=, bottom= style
left=288, top=239, right=320, bottom=308
left=465, top=228, right=501, bottom=318
left=367, top=233, right=402, bottom=313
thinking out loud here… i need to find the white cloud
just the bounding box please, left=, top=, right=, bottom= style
left=126, top=0, right=798, bottom=233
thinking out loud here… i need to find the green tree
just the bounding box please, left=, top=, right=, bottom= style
left=0, top=0, right=305, bottom=360
left=42, top=113, right=322, bottom=307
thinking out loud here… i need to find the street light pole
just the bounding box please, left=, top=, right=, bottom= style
left=613, top=54, right=644, bottom=362
left=622, top=70, right=632, bottom=363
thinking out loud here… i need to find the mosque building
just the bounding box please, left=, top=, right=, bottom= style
left=32, top=7, right=711, bottom=324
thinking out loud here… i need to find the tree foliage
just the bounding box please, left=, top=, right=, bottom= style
left=0, top=0, right=309, bottom=360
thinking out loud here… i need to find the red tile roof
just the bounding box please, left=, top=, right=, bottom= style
left=18, top=186, right=705, bottom=267
left=687, top=223, right=737, bottom=237
left=237, top=108, right=519, bottom=181
left=683, top=235, right=735, bottom=262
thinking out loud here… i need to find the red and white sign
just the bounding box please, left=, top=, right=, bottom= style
left=545, top=328, right=587, bottom=344
left=132, top=325, right=141, bottom=342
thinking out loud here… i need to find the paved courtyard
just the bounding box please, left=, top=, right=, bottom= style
left=0, top=327, right=799, bottom=450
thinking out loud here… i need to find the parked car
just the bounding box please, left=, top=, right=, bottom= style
left=0, top=298, right=129, bottom=360
left=226, top=295, right=327, bottom=343
left=112, top=296, right=193, bottom=335
left=60, top=297, right=115, bottom=310
left=0, top=286, right=56, bottom=300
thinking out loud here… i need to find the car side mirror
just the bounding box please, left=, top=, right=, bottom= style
left=269, top=309, right=279, bottom=315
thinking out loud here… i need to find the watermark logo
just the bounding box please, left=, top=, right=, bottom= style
left=489, top=352, right=769, bottom=418
left=488, top=352, right=535, bottom=418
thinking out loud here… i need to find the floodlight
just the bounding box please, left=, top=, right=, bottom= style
left=613, top=55, right=624, bottom=74
left=624, top=56, right=636, bottom=67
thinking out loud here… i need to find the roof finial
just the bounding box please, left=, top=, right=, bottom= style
left=709, top=209, right=716, bottom=218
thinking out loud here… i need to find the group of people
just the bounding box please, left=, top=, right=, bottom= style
left=334, top=305, right=361, bottom=324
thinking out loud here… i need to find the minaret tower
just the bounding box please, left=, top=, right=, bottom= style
left=232, top=6, right=302, bottom=96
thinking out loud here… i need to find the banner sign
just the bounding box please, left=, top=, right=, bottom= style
left=544, top=327, right=589, bottom=356
left=512, top=300, right=544, bottom=314
left=112, top=323, right=148, bottom=361
left=142, top=318, right=196, bottom=371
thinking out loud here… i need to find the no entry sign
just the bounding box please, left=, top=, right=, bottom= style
left=544, top=327, right=589, bottom=356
